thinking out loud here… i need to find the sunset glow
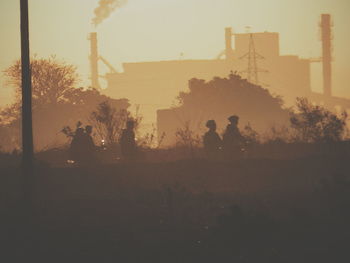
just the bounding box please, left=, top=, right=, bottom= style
left=0, top=0, right=349, bottom=106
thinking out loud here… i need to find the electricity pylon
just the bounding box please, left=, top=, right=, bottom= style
left=240, top=33, right=267, bottom=85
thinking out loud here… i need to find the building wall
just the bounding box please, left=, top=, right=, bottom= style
left=103, top=32, right=311, bottom=140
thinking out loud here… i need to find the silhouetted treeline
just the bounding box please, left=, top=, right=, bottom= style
left=1, top=60, right=348, bottom=159
left=0, top=56, right=129, bottom=151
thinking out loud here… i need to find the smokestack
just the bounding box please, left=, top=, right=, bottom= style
left=89, top=32, right=100, bottom=89
left=320, top=14, right=332, bottom=97
left=225, top=27, right=234, bottom=60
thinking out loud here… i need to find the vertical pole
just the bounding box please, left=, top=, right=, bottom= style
left=321, top=14, right=332, bottom=98
left=90, top=32, right=100, bottom=89
left=20, top=0, right=34, bottom=195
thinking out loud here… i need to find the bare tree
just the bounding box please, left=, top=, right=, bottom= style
left=4, top=55, right=78, bottom=107
left=89, top=101, right=130, bottom=145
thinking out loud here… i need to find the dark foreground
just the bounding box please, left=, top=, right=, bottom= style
left=0, top=156, right=349, bottom=263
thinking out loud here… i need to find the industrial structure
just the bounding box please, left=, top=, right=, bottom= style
left=88, top=14, right=350, bottom=144
left=321, top=14, right=333, bottom=99
left=99, top=31, right=311, bottom=121
left=308, top=14, right=350, bottom=111
left=88, top=32, right=100, bottom=89
left=239, top=33, right=267, bottom=85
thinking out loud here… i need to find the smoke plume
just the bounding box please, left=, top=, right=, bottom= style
left=92, top=0, right=128, bottom=26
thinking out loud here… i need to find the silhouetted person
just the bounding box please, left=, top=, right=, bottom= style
left=203, top=120, right=222, bottom=159
left=83, top=125, right=96, bottom=162
left=120, top=120, right=137, bottom=161
left=70, top=127, right=85, bottom=164
left=223, top=115, right=244, bottom=159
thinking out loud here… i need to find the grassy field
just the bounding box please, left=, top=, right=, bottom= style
left=0, top=152, right=349, bottom=262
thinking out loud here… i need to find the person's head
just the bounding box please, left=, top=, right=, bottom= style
left=126, top=120, right=135, bottom=130
left=85, top=125, right=93, bottom=135
left=228, top=115, right=239, bottom=125
left=75, top=128, right=84, bottom=136
left=206, top=120, right=216, bottom=131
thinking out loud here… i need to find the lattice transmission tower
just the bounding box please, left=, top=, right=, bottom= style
left=240, top=33, right=267, bottom=85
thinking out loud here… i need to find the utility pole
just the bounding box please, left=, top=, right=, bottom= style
left=20, top=0, right=34, bottom=197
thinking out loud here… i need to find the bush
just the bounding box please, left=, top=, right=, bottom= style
left=290, top=98, right=348, bottom=143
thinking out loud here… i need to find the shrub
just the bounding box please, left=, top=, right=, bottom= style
left=290, top=98, right=348, bottom=143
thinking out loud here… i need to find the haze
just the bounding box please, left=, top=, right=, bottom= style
left=0, top=0, right=349, bottom=105
left=1, top=2, right=350, bottom=260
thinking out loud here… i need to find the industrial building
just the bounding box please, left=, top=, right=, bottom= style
left=89, top=14, right=350, bottom=145
left=101, top=30, right=310, bottom=119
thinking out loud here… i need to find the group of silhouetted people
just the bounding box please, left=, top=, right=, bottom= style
left=203, top=115, right=245, bottom=160
left=69, top=120, right=137, bottom=164
left=69, top=116, right=244, bottom=164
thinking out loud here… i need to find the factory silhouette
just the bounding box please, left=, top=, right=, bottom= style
left=88, top=14, right=350, bottom=145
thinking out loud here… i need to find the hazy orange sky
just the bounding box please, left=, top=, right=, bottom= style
left=0, top=0, right=349, bottom=106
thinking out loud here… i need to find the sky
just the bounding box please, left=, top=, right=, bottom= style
left=0, top=0, right=349, bottom=106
